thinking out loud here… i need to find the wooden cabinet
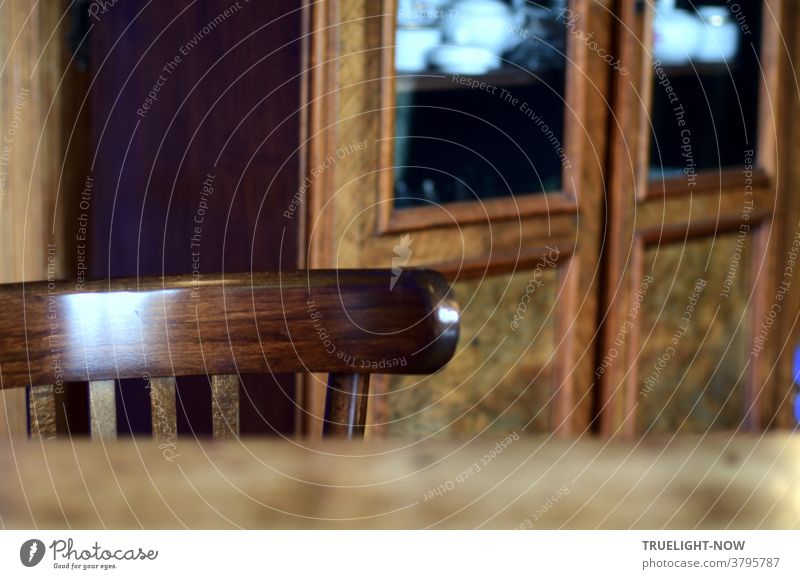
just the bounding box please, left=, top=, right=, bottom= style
left=300, top=0, right=800, bottom=438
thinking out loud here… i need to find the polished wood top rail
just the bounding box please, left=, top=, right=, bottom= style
left=0, top=270, right=459, bottom=390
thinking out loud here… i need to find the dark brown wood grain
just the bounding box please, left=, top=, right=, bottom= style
left=0, top=270, right=459, bottom=391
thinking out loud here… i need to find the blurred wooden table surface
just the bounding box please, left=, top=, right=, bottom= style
left=1, top=434, right=798, bottom=529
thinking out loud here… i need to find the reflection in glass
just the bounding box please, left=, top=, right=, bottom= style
left=649, top=0, right=762, bottom=180
left=393, top=0, right=569, bottom=209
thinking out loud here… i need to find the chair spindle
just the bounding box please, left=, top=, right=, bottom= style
left=322, top=373, right=370, bottom=439
left=211, top=374, right=239, bottom=439
left=89, top=380, right=117, bottom=439
left=29, top=384, right=57, bottom=439
left=149, top=377, right=178, bottom=442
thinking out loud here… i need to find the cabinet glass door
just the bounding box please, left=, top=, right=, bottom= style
left=648, top=0, right=763, bottom=180
left=393, top=0, right=570, bottom=208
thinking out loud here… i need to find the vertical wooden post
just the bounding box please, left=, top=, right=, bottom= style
left=322, top=373, right=370, bottom=439
left=28, top=385, right=57, bottom=439
left=89, top=380, right=117, bottom=439
left=149, top=377, right=178, bottom=443
left=211, top=374, right=239, bottom=439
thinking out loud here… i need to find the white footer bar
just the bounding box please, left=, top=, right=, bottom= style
left=1, top=530, right=797, bottom=578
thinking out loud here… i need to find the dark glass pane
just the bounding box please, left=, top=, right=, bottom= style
left=649, top=0, right=762, bottom=180
left=394, top=0, right=569, bottom=209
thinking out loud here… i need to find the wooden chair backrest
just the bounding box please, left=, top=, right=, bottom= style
left=0, top=269, right=459, bottom=439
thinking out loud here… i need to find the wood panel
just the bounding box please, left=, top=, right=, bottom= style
left=0, top=1, right=75, bottom=437
left=0, top=0, right=69, bottom=282
left=635, top=235, right=751, bottom=434
left=385, top=269, right=558, bottom=436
